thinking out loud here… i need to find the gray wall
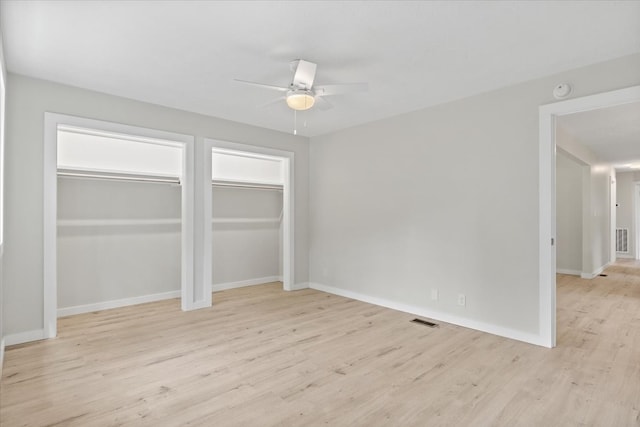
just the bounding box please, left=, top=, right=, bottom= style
left=57, top=178, right=182, bottom=308
left=589, top=165, right=615, bottom=272
left=212, top=187, right=282, bottom=285
left=4, top=73, right=309, bottom=336
left=556, top=152, right=584, bottom=273
left=57, top=179, right=283, bottom=310
left=557, top=126, right=616, bottom=277
left=309, top=53, right=640, bottom=337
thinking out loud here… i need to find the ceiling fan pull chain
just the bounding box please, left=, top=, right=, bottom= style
left=293, top=109, right=297, bottom=135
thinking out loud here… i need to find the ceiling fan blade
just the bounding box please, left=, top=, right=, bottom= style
left=313, top=96, right=333, bottom=111
left=258, top=96, right=286, bottom=109
left=314, top=82, right=368, bottom=97
left=292, top=60, right=317, bottom=89
left=234, top=79, right=289, bottom=92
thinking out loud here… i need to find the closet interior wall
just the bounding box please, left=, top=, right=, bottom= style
left=212, top=185, right=283, bottom=288
left=57, top=176, right=181, bottom=314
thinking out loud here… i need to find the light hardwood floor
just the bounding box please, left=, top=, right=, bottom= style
left=2, top=261, right=640, bottom=426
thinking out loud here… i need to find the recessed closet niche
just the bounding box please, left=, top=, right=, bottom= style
left=211, top=149, right=284, bottom=289
left=56, top=126, right=183, bottom=315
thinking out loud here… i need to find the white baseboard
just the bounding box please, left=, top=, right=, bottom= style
left=581, top=262, right=611, bottom=279
left=57, top=290, right=181, bottom=317
left=184, top=300, right=212, bottom=311
left=212, top=276, right=282, bottom=292
left=616, top=253, right=635, bottom=259
left=289, top=282, right=310, bottom=291
left=308, top=282, right=546, bottom=347
left=557, top=268, right=581, bottom=276
left=4, top=329, right=46, bottom=346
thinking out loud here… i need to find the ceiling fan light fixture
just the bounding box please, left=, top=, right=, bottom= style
left=286, top=90, right=315, bottom=111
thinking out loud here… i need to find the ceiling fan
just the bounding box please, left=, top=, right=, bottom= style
left=234, top=59, right=368, bottom=111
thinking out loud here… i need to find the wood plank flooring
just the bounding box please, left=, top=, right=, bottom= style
left=2, top=261, right=640, bottom=426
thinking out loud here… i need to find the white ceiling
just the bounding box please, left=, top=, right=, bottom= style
left=1, top=1, right=640, bottom=137
left=558, top=101, right=640, bottom=171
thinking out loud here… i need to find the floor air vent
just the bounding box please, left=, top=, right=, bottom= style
left=411, top=318, right=438, bottom=328
left=616, top=228, right=629, bottom=253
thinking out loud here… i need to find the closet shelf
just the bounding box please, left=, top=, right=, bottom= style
left=58, top=168, right=181, bottom=185
left=212, top=217, right=282, bottom=224
left=57, top=217, right=282, bottom=227
left=57, top=170, right=283, bottom=190
left=212, top=179, right=283, bottom=191
left=57, top=218, right=181, bottom=227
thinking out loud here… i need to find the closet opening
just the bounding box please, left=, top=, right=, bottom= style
left=56, top=125, right=183, bottom=318
left=205, top=140, right=294, bottom=294
left=44, top=114, right=196, bottom=339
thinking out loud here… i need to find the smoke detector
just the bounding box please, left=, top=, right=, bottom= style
left=553, top=83, right=572, bottom=100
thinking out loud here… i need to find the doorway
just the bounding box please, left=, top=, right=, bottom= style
left=539, top=85, right=640, bottom=348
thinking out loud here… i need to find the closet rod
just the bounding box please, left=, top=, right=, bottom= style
left=57, top=169, right=181, bottom=185
left=212, top=180, right=283, bottom=191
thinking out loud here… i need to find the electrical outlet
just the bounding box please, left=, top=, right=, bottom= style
left=457, top=294, right=466, bottom=307
left=431, top=289, right=438, bottom=301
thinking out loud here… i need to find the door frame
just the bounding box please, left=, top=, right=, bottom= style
left=43, top=113, right=197, bottom=339
left=203, top=138, right=295, bottom=292
left=539, top=85, right=640, bottom=348
left=635, top=182, right=640, bottom=260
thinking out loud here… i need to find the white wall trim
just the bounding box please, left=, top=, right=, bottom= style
left=309, top=282, right=546, bottom=347
left=539, top=85, right=640, bottom=349
left=290, top=282, right=309, bottom=291
left=4, top=329, right=46, bottom=346
left=212, top=276, right=282, bottom=292
left=616, top=253, right=636, bottom=259
left=44, top=113, right=198, bottom=342
left=0, top=338, right=5, bottom=375
left=611, top=173, right=617, bottom=265
left=204, top=139, right=295, bottom=293
left=43, top=114, right=58, bottom=339
left=210, top=277, right=307, bottom=292
left=539, top=103, right=557, bottom=349
left=57, top=290, right=181, bottom=317
left=556, top=269, right=582, bottom=276
left=635, top=182, right=640, bottom=260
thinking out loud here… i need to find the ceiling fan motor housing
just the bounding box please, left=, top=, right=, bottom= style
left=235, top=59, right=367, bottom=112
